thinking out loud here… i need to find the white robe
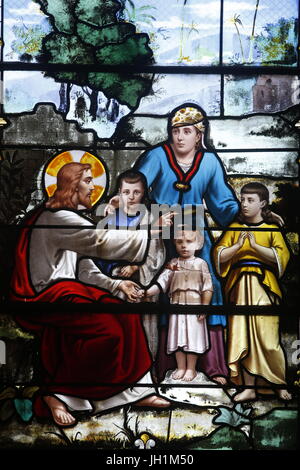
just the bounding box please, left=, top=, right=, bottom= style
left=157, top=257, right=212, bottom=354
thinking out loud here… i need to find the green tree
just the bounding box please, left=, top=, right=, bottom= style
left=9, top=23, right=46, bottom=62
left=33, top=0, right=154, bottom=119
left=254, top=17, right=297, bottom=65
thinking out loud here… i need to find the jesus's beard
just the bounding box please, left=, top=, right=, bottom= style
left=78, top=194, right=92, bottom=209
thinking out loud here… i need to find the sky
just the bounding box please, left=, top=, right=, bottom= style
left=2, top=0, right=299, bottom=137
left=3, top=0, right=299, bottom=63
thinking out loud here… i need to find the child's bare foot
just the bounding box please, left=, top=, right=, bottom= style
left=172, top=369, right=186, bottom=380
left=233, top=389, right=256, bottom=402
left=212, top=376, right=227, bottom=385
left=44, top=396, right=76, bottom=427
left=182, top=370, right=197, bottom=382
left=135, top=395, right=170, bottom=408
left=277, top=389, right=292, bottom=401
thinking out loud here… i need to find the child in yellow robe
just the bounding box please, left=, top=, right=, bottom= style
left=214, top=182, right=291, bottom=402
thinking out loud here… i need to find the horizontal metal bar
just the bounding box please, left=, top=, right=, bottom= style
left=1, top=62, right=299, bottom=75
left=0, top=225, right=297, bottom=232
left=0, top=302, right=299, bottom=315
left=0, top=144, right=299, bottom=153
left=1, top=382, right=298, bottom=392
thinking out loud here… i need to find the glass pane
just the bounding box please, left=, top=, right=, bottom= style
left=221, top=151, right=298, bottom=177
left=3, top=0, right=51, bottom=62
left=3, top=72, right=221, bottom=140
left=136, top=74, right=221, bottom=116
left=3, top=70, right=149, bottom=139
left=129, top=112, right=299, bottom=149
left=3, top=0, right=221, bottom=65
left=1, top=0, right=299, bottom=455
left=4, top=71, right=61, bottom=113
left=223, top=0, right=299, bottom=66
left=224, top=75, right=300, bottom=115
left=121, top=0, right=221, bottom=65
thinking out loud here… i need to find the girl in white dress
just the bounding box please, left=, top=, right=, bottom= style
left=145, top=229, right=213, bottom=381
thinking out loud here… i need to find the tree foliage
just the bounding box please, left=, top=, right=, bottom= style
left=10, top=23, right=46, bottom=62
left=254, top=17, right=297, bottom=65
left=33, top=0, right=154, bottom=110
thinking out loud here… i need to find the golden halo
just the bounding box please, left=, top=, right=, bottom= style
left=44, top=150, right=107, bottom=206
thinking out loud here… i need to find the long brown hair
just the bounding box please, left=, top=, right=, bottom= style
left=237, top=182, right=277, bottom=224
left=46, top=162, right=91, bottom=209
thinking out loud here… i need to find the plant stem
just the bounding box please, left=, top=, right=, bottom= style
left=235, top=23, right=245, bottom=63
left=248, top=0, right=260, bottom=63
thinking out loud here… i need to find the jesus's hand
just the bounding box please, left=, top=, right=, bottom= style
left=119, top=280, right=143, bottom=302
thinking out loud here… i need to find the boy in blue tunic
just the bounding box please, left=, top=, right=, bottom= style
left=97, top=170, right=166, bottom=360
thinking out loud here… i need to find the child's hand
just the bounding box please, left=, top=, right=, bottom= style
left=197, top=314, right=206, bottom=321
left=120, top=265, right=139, bottom=278
left=237, top=231, right=247, bottom=248
left=104, top=195, right=120, bottom=216
left=247, top=231, right=257, bottom=249
left=153, top=211, right=175, bottom=227
left=143, top=285, right=159, bottom=301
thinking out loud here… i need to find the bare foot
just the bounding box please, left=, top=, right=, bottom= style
left=233, top=389, right=256, bottom=402
left=44, top=396, right=76, bottom=427
left=182, top=370, right=197, bottom=382
left=277, top=389, right=292, bottom=401
left=212, top=376, right=227, bottom=385
left=135, top=395, right=170, bottom=408
left=172, top=369, right=186, bottom=380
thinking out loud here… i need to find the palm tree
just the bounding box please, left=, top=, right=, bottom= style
left=230, top=14, right=245, bottom=63
left=248, top=0, right=260, bottom=63
left=124, top=2, right=157, bottom=26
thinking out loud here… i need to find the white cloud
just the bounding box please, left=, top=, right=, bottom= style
left=187, top=0, right=267, bottom=19
left=223, top=1, right=267, bottom=12
left=5, top=71, right=43, bottom=81
left=154, top=16, right=185, bottom=29
left=154, top=16, right=219, bottom=31
left=4, top=18, right=41, bottom=26
left=8, top=1, right=44, bottom=17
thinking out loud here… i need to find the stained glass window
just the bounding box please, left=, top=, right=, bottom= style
left=0, top=0, right=299, bottom=459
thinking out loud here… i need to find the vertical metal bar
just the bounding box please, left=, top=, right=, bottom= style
left=0, top=0, right=4, bottom=117
left=219, top=0, right=225, bottom=117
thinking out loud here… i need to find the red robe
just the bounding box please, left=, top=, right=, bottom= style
left=10, top=209, right=152, bottom=418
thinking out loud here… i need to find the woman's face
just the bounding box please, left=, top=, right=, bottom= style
left=171, top=126, right=200, bottom=156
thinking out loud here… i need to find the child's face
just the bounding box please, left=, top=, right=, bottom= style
left=240, top=192, right=266, bottom=220
left=120, top=180, right=144, bottom=213
left=175, top=231, right=200, bottom=259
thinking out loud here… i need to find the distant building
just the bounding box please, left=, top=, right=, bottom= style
left=252, top=75, right=297, bottom=112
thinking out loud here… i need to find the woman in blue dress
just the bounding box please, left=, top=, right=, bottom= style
left=134, top=103, right=239, bottom=384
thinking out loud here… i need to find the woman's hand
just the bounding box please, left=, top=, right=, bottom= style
left=104, top=195, right=120, bottom=216
left=120, top=265, right=139, bottom=278
left=119, top=280, right=143, bottom=302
